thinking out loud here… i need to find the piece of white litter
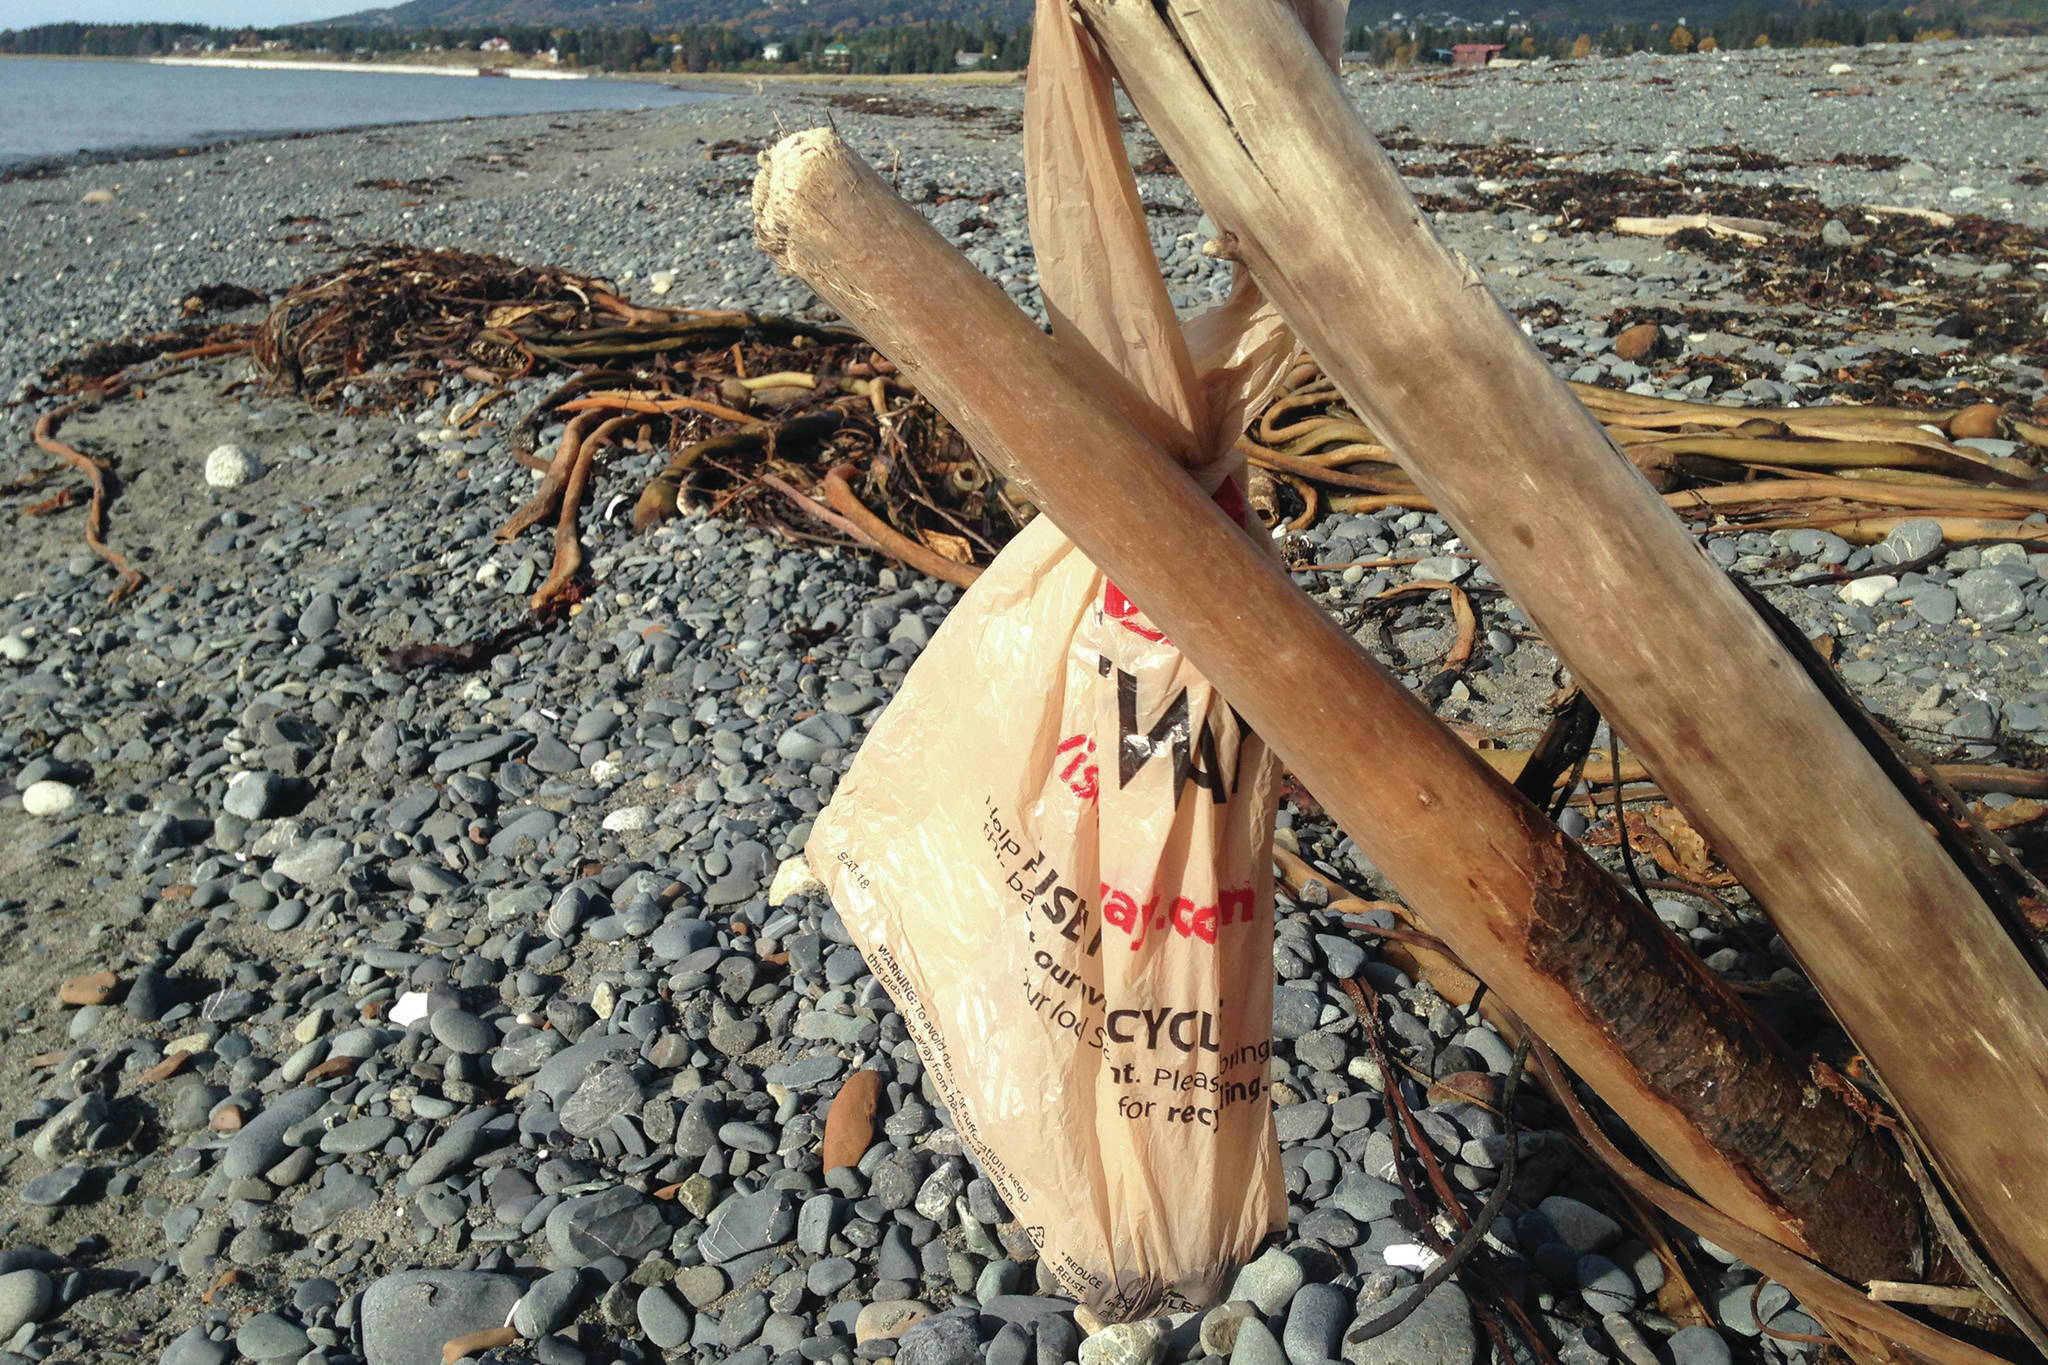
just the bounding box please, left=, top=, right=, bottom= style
left=1385, top=1244, right=1444, bottom=1272
left=387, top=991, right=431, bottom=1026
left=768, top=855, right=826, bottom=907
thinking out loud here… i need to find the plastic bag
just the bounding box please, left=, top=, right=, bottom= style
left=805, top=0, right=1343, bottom=1319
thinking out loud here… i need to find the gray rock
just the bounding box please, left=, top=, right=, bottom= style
left=559, top=1061, right=644, bottom=1137
left=272, top=836, right=347, bottom=885
left=224, top=770, right=284, bottom=820
left=900, top=1315, right=984, bottom=1365
left=1272, top=987, right=1322, bottom=1040
left=547, top=1185, right=669, bottom=1266
left=638, top=1284, right=694, bottom=1349
left=1667, top=1325, right=1733, bottom=1365
left=1343, top=1283, right=1475, bottom=1365
left=1229, top=1247, right=1306, bottom=1315
left=22, top=1163, right=89, bottom=1206
left=1912, top=585, right=1959, bottom=627
left=699, top=1188, right=796, bottom=1263
left=222, top=1087, right=328, bottom=1178
left=1079, top=1317, right=1168, bottom=1365
left=359, top=1268, right=524, bottom=1365
left=159, top=1327, right=232, bottom=1365
left=1534, top=1195, right=1622, bottom=1253
left=403, top=1105, right=507, bottom=1188
left=429, top=1007, right=494, bottom=1056
left=1231, top=1318, right=1287, bottom=1365
left=0, top=1269, right=54, bottom=1342
left=1576, top=1254, right=1637, bottom=1314
left=1956, top=568, right=2027, bottom=627
left=236, top=1312, right=312, bottom=1361
left=1284, top=1282, right=1350, bottom=1365
left=291, top=1169, right=375, bottom=1234
left=1873, top=518, right=1943, bottom=566
left=512, top=1267, right=582, bottom=1339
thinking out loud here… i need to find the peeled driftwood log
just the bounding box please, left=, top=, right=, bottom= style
left=753, top=128, right=1932, bottom=1324
left=1074, top=0, right=2048, bottom=1325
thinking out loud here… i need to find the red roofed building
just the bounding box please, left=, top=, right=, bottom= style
left=1452, top=42, right=1507, bottom=66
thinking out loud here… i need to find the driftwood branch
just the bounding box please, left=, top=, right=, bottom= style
left=753, top=127, right=1922, bottom=1302
left=1075, top=0, right=2048, bottom=1323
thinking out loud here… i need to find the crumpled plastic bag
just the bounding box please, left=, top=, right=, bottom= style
left=806, top=0, right=1343, bottom=1319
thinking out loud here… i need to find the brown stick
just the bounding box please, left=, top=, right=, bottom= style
left=557, top=394, right=753, bottom=424
left=1079, top=6, right=2048, bottom=1317
left=497, top=411, right=598, bottom=544
left=821, top=464, right=981, bottom=590
left=530, top=414, right=636, bottom=613
left=32, top=404, right=144, bottom=604
left=754, top=127, right=1922, bottom=1292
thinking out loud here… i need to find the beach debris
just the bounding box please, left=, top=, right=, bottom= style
left=30, top=398, right=145, bottom=604
left=202, top=442, right=264, bottom=489
left=1613, top=212, right=1781, bottom=245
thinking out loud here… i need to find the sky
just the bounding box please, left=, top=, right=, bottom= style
left=3, top=0, right=359, bottom=25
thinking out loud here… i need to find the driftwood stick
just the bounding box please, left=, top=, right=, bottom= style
left=753, top=127, right=1922, bottom=1291
left=1077, top=2, right=2048, bottom=1320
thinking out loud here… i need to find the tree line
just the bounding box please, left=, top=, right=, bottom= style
left=1, top=5, right=2017, bottom=72
left=1345, top=4, right=1986, bottom=62
left=0, top=18, right=1032, bottom=73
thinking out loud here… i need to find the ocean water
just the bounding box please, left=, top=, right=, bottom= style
left=0, top=56, right=717, bottom=168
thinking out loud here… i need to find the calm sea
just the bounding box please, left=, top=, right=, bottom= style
left=0, top=56, right=718, bottom=168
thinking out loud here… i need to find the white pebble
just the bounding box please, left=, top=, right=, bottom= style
left=387, top=992, right=430, bottom=1026
left=1839, top=574, right=1897, bottom=608
left=0, top=634, right=28, bottom=663
left=204, top=443, right=264, bottom=489
left=20, top=780, right=76, bottom=817
left=601, top=806, right=653, bottom=833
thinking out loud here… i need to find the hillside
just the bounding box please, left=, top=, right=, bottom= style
left=320, top=0, right=1031, bottom=31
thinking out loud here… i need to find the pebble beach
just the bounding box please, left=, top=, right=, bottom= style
left=2, top=37, right=2047, bottom=1365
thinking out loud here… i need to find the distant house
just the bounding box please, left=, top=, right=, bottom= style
left=954, top=49, right=987, bottom=68
left=1451, top=42, right=1506, bottom=66
left=761, top=41, right=785, bottom=60
left=479, top=37, right=512, bottom=52
left=821, top=41, right=852, bottom=68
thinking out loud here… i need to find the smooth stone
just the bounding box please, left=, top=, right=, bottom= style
left=1667, top=1325, right=1735, bottom=1365
left=1284, top=1283, right=1349, bottom=1365
left=359, top=1269, right=524, bottom=1365
left=855, top=1300, right=935, bottom=1344
left=0, top=1270, right=54, bottom=1342
left=638, top=1285, right=693, bottom=1349
left=221, top=1087, right=329, bottom=1177
left=899, top=1315, right=984, bottom=1365
left=1342, top=1283, right=1475, bottom=1365
left=1080, top=1317, right=1169, bottom=1365
left=430, top=1007, right=495, bottom=1056
left=1534, top=1196, right=1623, bottom=1254
left=1230, top=1318, right=1287, bottom=1365
left=1228, top=1247, right=1306, bottom=1315
left=513, top=1268, right=583, bottom=1339
left=20, top=780, right=76, bottom=817
left=236, top=1313, right=312, bottom=1361
left=159, top=1326, right=232, bottom=1365
left=21, top=1162, right=88, bottom=1203
left=698, top=1189, right=796, bottom=1264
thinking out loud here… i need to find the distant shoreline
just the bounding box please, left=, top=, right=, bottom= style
left=0, top=51, right=1024, bottom=88
left=147, top=54, right=589, bottom=80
